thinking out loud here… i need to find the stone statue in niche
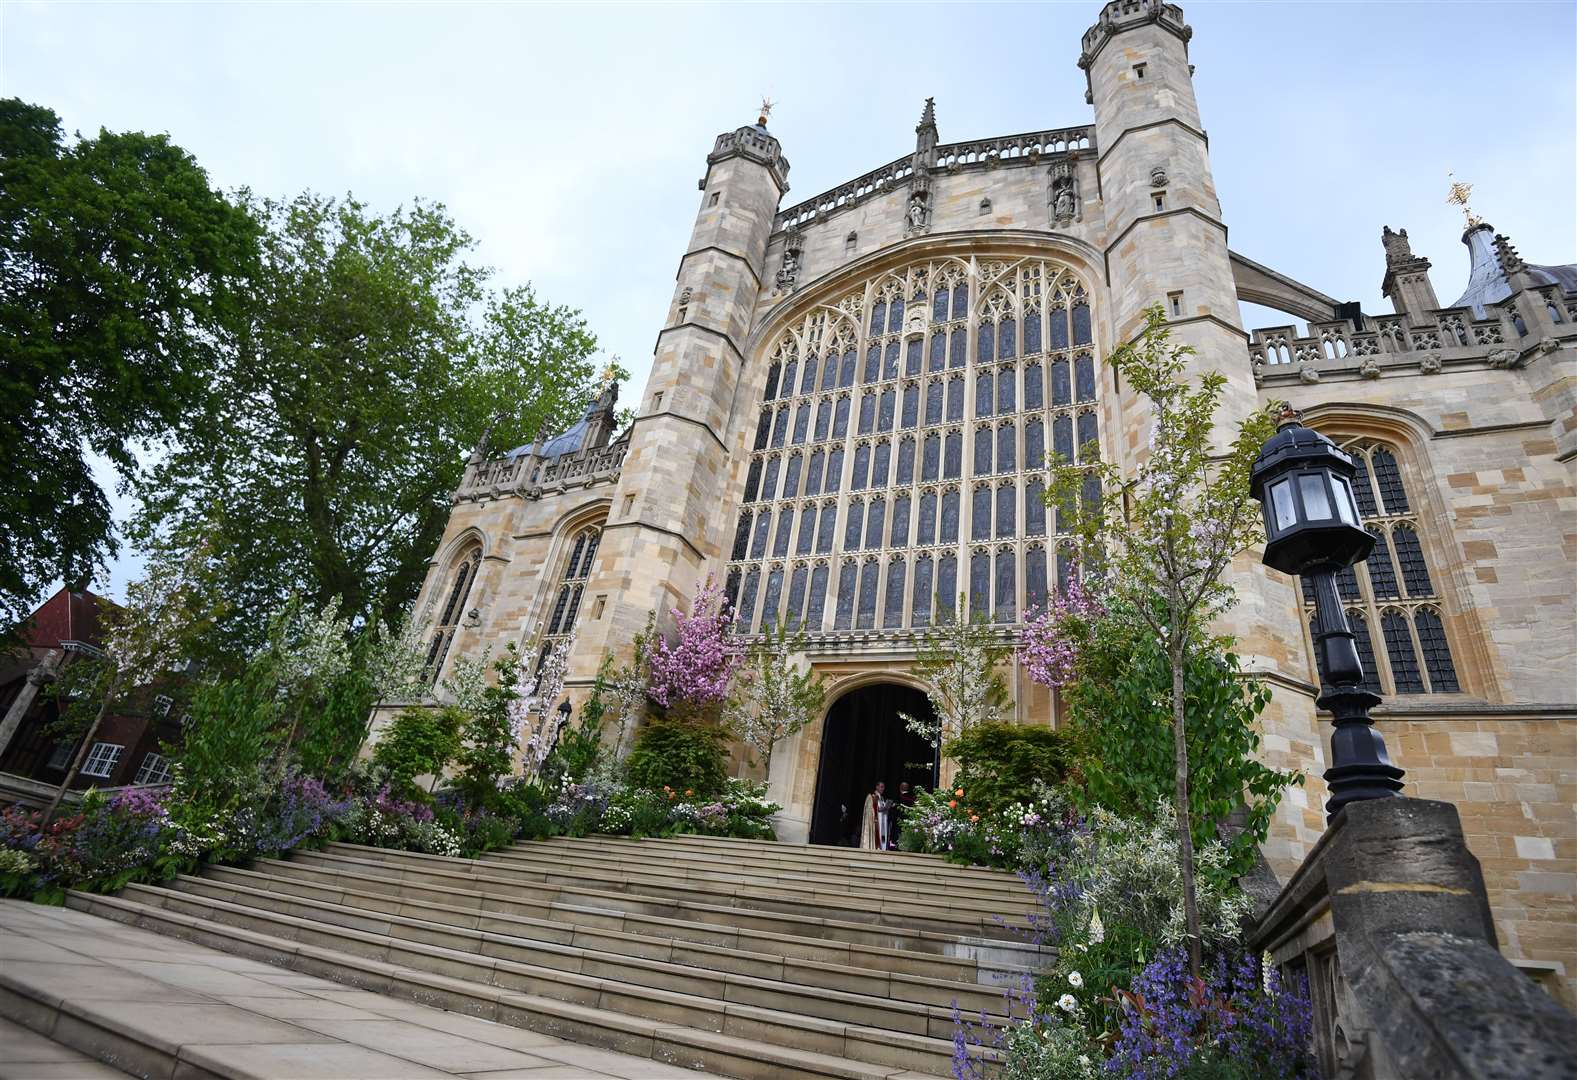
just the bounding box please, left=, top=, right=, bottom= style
left=1048, top=160, right=1079, bottom=227
left=1054, top=187, right=1076, bottom=221
left=905, top=191, right=929, bottom=234
left=775, top=228, right=803, bottom=292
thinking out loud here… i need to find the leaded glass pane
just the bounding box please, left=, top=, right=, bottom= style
left=857, top=560, right=879, bottom=628
left=800, top=356, right=818, bottom=394
left=1050, top=308, right=1069, bottom=349
left=792, top=403, right=810, bottom=444
left=1026, top=547, right=1048, bottom=612
left=933, top=290, right=949, bottom=322
left=816, top=503, right=837, bottom=553
left=844, top=501, right=863, bottom=549
left=944, top=431, right=962, bottom=478
left=1372, top=448, right=1409, bottom=513
left=929, top=332, right=946, bottom=372
left=897, top=437, right=916, bottom=484
left=917, top=491, right=937, bottom=544
left=821, top=351, right=838, bottom=391
left=940, top=489, right=960, bottom=543
left=884, top=558, right=907, bottom=628
left=786, top=565, right=808, bottom=628
left=732, top=512, right=751, bottom=560
left=834, top=562, right=857, bottom=629
left=863, top=344, right=881, bottom=384
left=902, top=384, right=919, bottom=428
left=1053, top=415, right=1074, bottom=464
left=807, top=563, right=830, bottom=628
left=760, top=455, right=780, bottom=500
left=1057, top=547, right=1076, bottom=593
left=878, top=388, right=896, bottom=431
left=796, top=506, right=816, bottom=555
left=726, top=568, right=742, bottom=611
left=1025, top=479, right=1046, bottom=536
left=937, top=554, right=958, bottom=619
left=972, top=486, right=992, bottom=540
left=1072, top=303, right=1091, bottom=345
left=912, top=556, right=934, bottom=626
left=976, top=370, right=994, bottom=417
left=996, top=485, right=1016, bottom=538
left=978, top=323, right=995, bottom=365
left=744, top=459, right=762, bottom=502
left=850, top=443, right=870, bottom=490
left=737, top=568, right=760, bottom=631
left=761, top=568, right=784, bottom=628
left=1024, top=312, right=1042, bottom=354
left=839, top=347, right=856, bottom=387
left=1026, top=418, right=1045, bottom=469
left=771, top=407, right=789, bottom=447
left=889, top=297, right=904, bottom=332
left=833, top=396, right=850, bottom=438
left=782, top=454, right=802, bottom=498
left=1335, top=562, right=1360, bottom=601
left=947, top=376, right=965, bottom=420
left=995, top=549, right=1015, bottom=622
left=780, top=360, right=797, bottom=398
left=1350, top=611, right=1382, bottom=694
left=1415, top=609, right=1459, bottom=692
left=970, top=551, right=990, bottom=620
left=1382, top=611, right=1424, bottom=693
left=922, top=434, right=940, bottom=481
left=892, top=495, right=911, bottom=547
left=1078, top=411, right=1099, bottom=462
left=1352, top=454, right=1378, bottom=517
left=814, top=399, right=832, bottom=442
left=869, top=301, right=886, bottom=335
left=866, top=499, right=886, bottom=550
left=1392, top=526, right=1433, bottom=596
left=884, top=340, right=900, bottom=380
left=750, top=511, right=770, bottom=558
left=825, top=448, right=844, bottom=492
left=805, top=449, right=824, bottom=496
left=951, top=283, right=969, bottom=319
left=906, top=338, right=922, bottom=376
left=1075, top=354, right=1096, bottom=401
left=1025, top=361, right=1044, bottom=409
left=772, top=509, right=792, bottom=557
left=872, top=441, right=891, bottom=488
left=949, top=328, right=967, bottom=368
left=858, top=392, right=876, bottom=434
left=754, top=410, right=771, bottom=451
left=973, top=429, right=992, bottom=475
left=997, top=424, right=1016, bottom=473
left=926, top=381, right=943, bottom=424
left=1051, top=358, right=1071, bottom=406
left=999, top=318, right=1016, bottom=361
left=764, top=362, right=780, bottom=401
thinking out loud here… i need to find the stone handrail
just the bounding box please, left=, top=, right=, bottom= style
left=774, top=125, right=1095, bottom=231
left=455, top=438, right=629, bottom=504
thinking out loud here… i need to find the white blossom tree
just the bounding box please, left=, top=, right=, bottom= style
left=512, top=631, right=573, bottom=776
left=723, top=620, right=826, bottom=778
left=898, top=605, right=1012, bottom=750
left=1048, top=305, right=1276, bottom=977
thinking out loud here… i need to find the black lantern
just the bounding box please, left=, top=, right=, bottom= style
left=543, top=700, right=572, bottom=763
left=1250, top=409, right=1405, bottom=823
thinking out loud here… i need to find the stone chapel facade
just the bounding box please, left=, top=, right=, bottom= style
left=394, top=0, right=1576, bottom=1004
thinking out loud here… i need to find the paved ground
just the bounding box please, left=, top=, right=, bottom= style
left=0, top=900, right=702, bottom=1079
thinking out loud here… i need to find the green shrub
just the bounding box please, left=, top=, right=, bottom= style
left=371, top=706, right=464, bottom=802
left=943, top=721, right=1073, bottom=815
left=624, top=718, right=730, bottom=797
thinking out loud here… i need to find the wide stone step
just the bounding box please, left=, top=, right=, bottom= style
left=163, top=871, right=1016, bottom=1017
left=67, top=889, right=980, bottom=1079
left=325, top=843, right=1033, bottom=939
left=483, top=843, right=1036, bottom=913
left=223, top=857, right=1039, bottom=986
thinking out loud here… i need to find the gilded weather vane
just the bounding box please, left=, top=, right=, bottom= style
left=1446, top=172, right=1481, bottom=229
left=757, top=97, right=774, bottom=126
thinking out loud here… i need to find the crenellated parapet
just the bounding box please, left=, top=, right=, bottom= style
left=1077, top=0, right=1191, bottom=103
left=707, top=125, right=790, bottom=193
left=454, top=434, right=630, bottom=504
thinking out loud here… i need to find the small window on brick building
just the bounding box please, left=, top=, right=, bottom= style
left=845, top=231, right=858, bottom=255
left=81, top=742, right=124, bottom=779
left=1133, top=63, right=1147, bottom=80
left=1168, top=291, right=1183, bottom=318
left=653, top=391, right=664, bottom=411
left=1153, top=193, right=1166, bottom=212
left=46, top=742, right=73, bottom=770
left=135, top=752, right=172, bottom=786
left=709, top=191, right=720, bottom=207
left=153, top=694, right=173, bottom=717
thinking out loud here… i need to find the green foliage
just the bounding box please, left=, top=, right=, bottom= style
left=372, top=706, right=464, bottom=803
left=450, top=644, right=522, bottom=808
left=129, top=191, right=615, bottom=654
left=541, top=656, right=610, bottom=787
left=0, top=99, right=258, bottom=634
left=168, top=659, right=281, bottom=820
left=943, top=721, right=1073, bottom=815
left=624, top=719, right=730, bottom=798
left=724, top=620, right=825, bottom=774
left=1065, top=597, right=1298, bottom=878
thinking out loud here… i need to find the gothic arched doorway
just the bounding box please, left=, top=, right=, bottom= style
left=808, top=683, right=938, bottom=847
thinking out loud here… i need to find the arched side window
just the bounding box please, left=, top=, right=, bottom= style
left=732, top=257, right=1100, bottom=635
left=546, top=524, right=602, bottom=642
left=1298, top=439, right=1461, bottom=695
left=425, top=546, right=481, bottom=683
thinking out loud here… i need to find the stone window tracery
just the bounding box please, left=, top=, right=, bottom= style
left=425, top=544, right=481, bottom=682
left=1299, top=439, right=1461, bottom=695
left=545, top=524, right=601, bottom=645
left=733, top=255, right=1101, bottom=634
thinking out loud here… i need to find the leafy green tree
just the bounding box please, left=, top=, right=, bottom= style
left=131, top=192, right=612, bottom=652
left=724, top=620, right=826, bottom=777
left=943, top=721, right=1072, bottom=814
left=372, top=706, right=464, bottom=802
left=1048, top=306, right=1278, bottom=977
left=0, top=99, right=258, bottom=634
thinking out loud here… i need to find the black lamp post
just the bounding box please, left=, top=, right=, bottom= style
left=1250, top=408, right=1405, bottom=824
left=543, top=700, right=572, bottom=763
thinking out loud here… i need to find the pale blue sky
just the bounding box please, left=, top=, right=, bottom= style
left=5, top=0, right=1573, bottom=602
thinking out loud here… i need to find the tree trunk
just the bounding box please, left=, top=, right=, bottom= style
left=1171, top=638, right=1203, bottom=980
left=40, top=672, right=121, bottom=828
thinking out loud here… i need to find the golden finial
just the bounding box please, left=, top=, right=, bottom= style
left=598, top=362, right=616, bottom=387
left=757, top=97, right=774, bottom=126
left=1446, top=172, right=1481, bottom=228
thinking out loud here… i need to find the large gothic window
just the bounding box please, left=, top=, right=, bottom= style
left=425, top=545, right=481, bottom=682
left=1299, top=440, right=1460, bottom=695
left=730, top=256, right=1099, bottom=634
left=546, top=524, right=601, bottom=643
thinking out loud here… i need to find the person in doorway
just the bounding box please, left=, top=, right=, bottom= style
left=891, top=781, right=916, bottom=847
left=860, top=781, right=892, bottom=851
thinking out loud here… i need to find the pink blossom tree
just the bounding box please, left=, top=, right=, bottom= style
left=1017, top=578, right=1105, bottom=692
left=646, top=577, right=741, bottom=718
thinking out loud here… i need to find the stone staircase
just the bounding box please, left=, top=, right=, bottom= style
left=62, top=834, right=1045, bottom=1079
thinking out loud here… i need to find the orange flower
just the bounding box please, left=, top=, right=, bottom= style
left=969, top=814, right=980, bottom=823
left=948, top=799, right=958, bottom=809
left=954, top=788, right=964, bottom=798
left=685, top=789, right=694, bottom=797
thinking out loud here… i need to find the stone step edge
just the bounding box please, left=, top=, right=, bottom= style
left=115, top=883, right=987, bottom=1055
left=481, top=847, right=1036, bottom=908
left=588, top=832, right=991, bottom=870
left=211, top=861, right=1029, bottom=984
left=536, top=835, right=1021, bottom=885
left=163, top=873, right=1015, bottom=1016
left=292, top=849, right=1042, bottom=953
left=321, top=844, right=1035, bottom=934
left=64, top=891, right=982, bottom=1080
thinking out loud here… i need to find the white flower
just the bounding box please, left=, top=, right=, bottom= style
left=1078, top=1055, right=1091, bottom=1069
left=1057, top=993, right=1077, bottom=1013
left=1067, top=971, right=1084, bottom=989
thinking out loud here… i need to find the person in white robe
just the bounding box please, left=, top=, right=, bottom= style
left=860, top=782, right=891, bottom=850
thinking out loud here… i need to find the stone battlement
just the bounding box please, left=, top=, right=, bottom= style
left=454, top=436, right=629, bottom=504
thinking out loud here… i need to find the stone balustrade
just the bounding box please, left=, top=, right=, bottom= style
left=773, top=126, right=1095, bottom=232
left=454, top=437, right=629, bottom=504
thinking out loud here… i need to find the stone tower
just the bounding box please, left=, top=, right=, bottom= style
left=1080, top=0, right=1325, bottom=862
left=571, top=120, right=790, bottom=677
